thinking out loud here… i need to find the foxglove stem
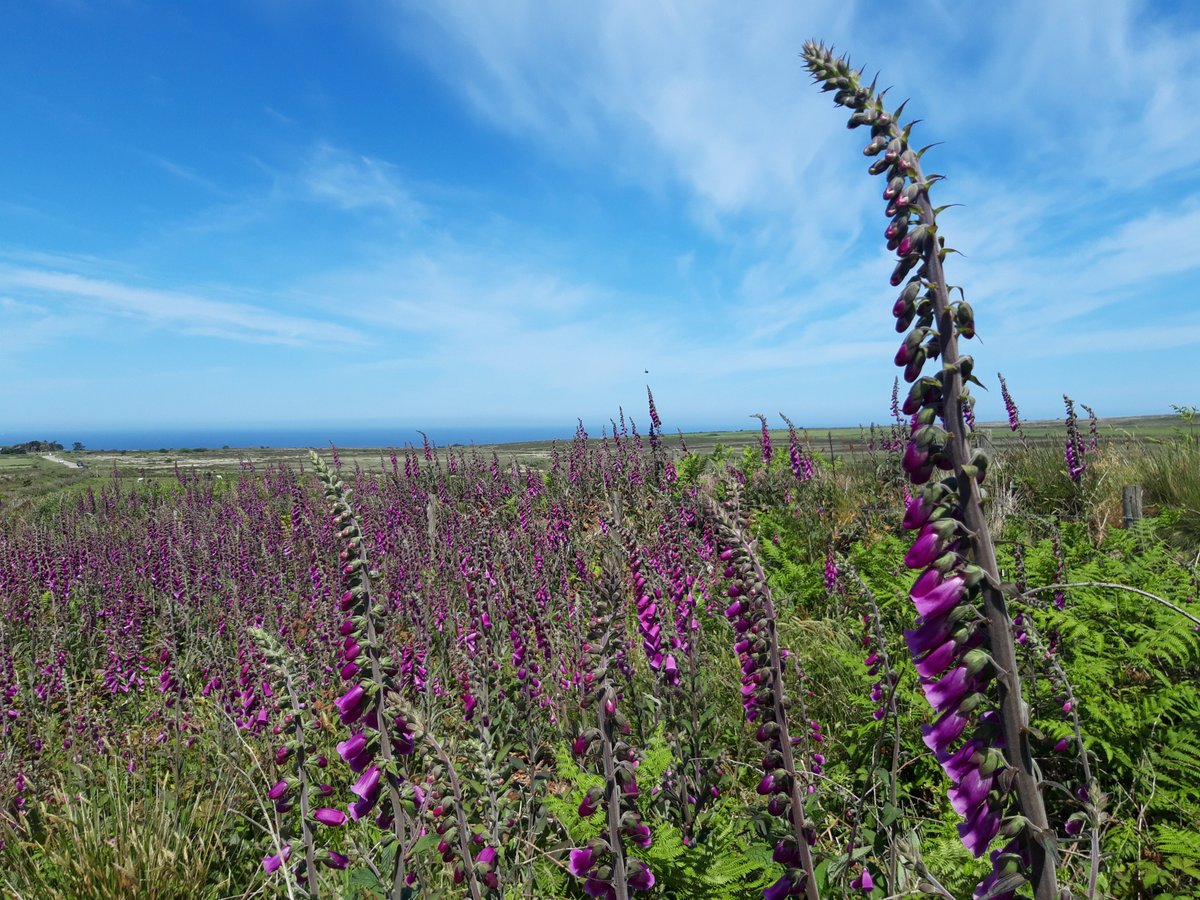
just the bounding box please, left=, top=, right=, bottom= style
left=803, top=41, right=1058, bottom=898
left=705, top=489, right=820, bottom=900
left=311, top=453, right=413, bottom=899
left=254, top=627, right=318, bottom=894
left=599, top=695, right=630, bottom=900
left=426, top=731, right=486, bottom=900
left=845, top=567, right=902, bottom=891
left=910, top=129, right=1058, bottom=900
left=1017, top=617, right=1103, bottom=900
left=998, top=373, right=1025, bottom=441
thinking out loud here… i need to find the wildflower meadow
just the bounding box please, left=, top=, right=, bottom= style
left=2, top=42, right=1198, bottom=900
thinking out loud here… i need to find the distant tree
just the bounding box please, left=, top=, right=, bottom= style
left=72, top=442, right=85, bottom=452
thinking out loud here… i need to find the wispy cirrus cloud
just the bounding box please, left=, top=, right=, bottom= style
left=298, top=143, right=424, bottom=219
left=0, top=265, right=364, bottom=347
left=381, top=2, right=1200, bottom=371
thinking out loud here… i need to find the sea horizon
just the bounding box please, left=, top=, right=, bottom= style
left=0, top=421, right=756, bottom=452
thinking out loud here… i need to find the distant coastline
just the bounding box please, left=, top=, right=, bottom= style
left=0, top=415, right=1180, bottom=454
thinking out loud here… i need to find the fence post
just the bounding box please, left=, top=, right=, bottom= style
left=1122, top=485, right=1144, bottom=528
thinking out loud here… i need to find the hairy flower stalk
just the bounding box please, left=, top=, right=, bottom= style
left=703, top=488, right=820, bottom=900
left=780, top=414, right=815, bottom=483
left=252, top=627, right=321, bottom=892
left=998, top=374, right=1025, bottom=441
left=569, top=553, right=655, bottom=899
left=311, top=453, right=444, bottom=900
left=753, top=414, right=774, bottom=467
left=804, top=41, right=1060, bottom=898
left=1063, top=396, right=1087, bottom=483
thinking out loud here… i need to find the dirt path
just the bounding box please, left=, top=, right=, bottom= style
left=42, top=453, right=82, bottom=469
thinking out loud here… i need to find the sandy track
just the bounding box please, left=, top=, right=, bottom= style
left=42, top=453, right=82, bottom=469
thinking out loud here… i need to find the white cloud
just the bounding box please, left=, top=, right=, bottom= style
left=0, top=266, right=364, bottom=347
left=299, top=144, right=424, bottom=219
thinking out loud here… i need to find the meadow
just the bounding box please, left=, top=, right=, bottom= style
left=1, top=42, right=1198, bottom=900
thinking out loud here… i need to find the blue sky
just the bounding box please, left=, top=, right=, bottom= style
left=2, top=1, right=1198, bottom=441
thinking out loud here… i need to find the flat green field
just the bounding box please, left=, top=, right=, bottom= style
left=0, top=415, right=1187, bottom=513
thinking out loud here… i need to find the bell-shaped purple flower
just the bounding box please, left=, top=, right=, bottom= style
left=262, top=843, right=291, bottom=873
left=921, top=707, right=969, bottom=753
left=351, top=765, right=380, bottom=803
left=627, top=860, right=656, bottom=892
left=912, top=575, right=966, bottom=619
left=904, top=525, right=944, bottom=569
left=336, top=683, right=366, bottom=725
left=578, top=786, right=603, bottom=818
left=568, top=847, right=597, bottom=878
left=921, top=664, right=975, bottom=713
left=948, top=765, right=995, bottom=816
left=314, top=806, right=347, bottom=827
left=957, top=801, right=1001, bottom=856
left=337, top=732, right=367, bottom=763
left=322, top=851, right=350, bottom=870
left=914, top=637, right=958, bottom=678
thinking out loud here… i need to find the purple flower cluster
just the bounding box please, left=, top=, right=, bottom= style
left=706, top=492, right=820, bottom=899
left=780, top=414, right=814, bottom=483
left=1063, top=396, right=1087, bottom=483
left=754, top=414, right=774, bottom=466
left=823, top=547, right=839, bottom=596
left=626, top=535, right=676, bottom=684
left=804, top=40, right=1061, bottom=897
left=902, top=492, right=1010, bottom=856
left=253, top=625, right=347, bottom=888
left=312, top=453, right=433, bottom=896
left=998, top=374, right=1023, bottom=436
left=568, top=559, right=655, bottom=900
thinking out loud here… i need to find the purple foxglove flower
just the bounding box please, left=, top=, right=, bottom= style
left=921, top=707, right=969, bottom=753
left=337, top=732, right=367, bottom=763
left=336, top=683, right=366, bottom=724
left=763, top=874, right=798, bottom=900
left=322, top=851, right=350, bottom=870
left=904, top=615, right=956, bottom=657
left=773, top=839, right=801, bottom=865
left=904, top=526, right=943, bottom=569
left=347, top=745, right=375, bottom=773
left=912, top=575, right=966, bottom=619
left=578, top=787, right=603, bottom=817
left=626, top=822, right=652, bottom=848
left=583, top=876, right=616, bottom=899
left=314, top=806, right=347, bottom=827
left=938, top=738, right=984, bottom=782
left=349, top=793, right=376, bottom=821
left=914, top=638, right=957, bottom=678
left=351, top=765, right=380, bottom=802
left=909, top=566, right=942, bottom=598
left=851, top=867, right=875, bottom=892
left=901, top=440, right=930, bottom=475
left=902, top=494, right=935, bottom=529
left=948, top=765, right=995, bottom=816
left=921, top=664, right=975, bottom=713
left=262, top=843, right=291, bottom=873
left=957, top=801, right=1001, bottom=856
left=268, top=779, right=289, bottom=801
left=568, top=847, right=597, bottom=878
left=627, top=860, right=656, bottom=892
left=476, top=846, right=497, bottom=866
